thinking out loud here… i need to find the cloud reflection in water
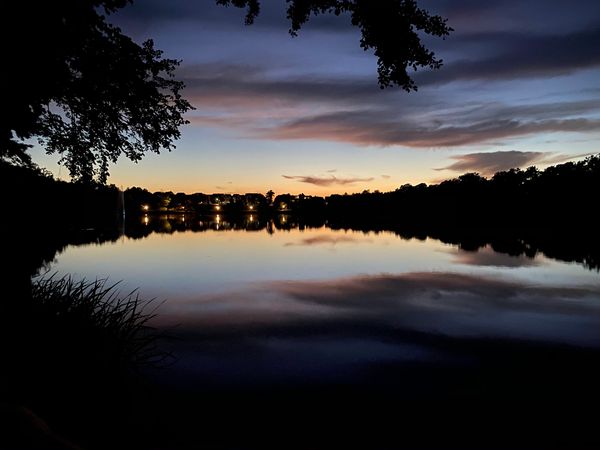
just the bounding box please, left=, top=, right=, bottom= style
left=156, top=271, right=600, bottom=386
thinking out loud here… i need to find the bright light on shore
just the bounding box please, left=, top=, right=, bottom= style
left=142, top=205, right=149, bottom=211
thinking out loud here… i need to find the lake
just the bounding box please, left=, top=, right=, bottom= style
left=41, top=216, right=600, bottom=448
left=43, top=215, right=600, bottom=387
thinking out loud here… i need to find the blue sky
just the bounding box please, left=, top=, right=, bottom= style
left=32, top=0, right=600, bottom=194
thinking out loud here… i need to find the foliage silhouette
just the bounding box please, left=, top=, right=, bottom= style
left=217, top=0, right=452, bottom=90
left=266, top=189, right=275, bottom=205
left=1, top=274, right=168, bottom=448
left=326, top=154, right=600, bottom=228
left=3, top=0, right=449, bottom=183
left=2, top=1, right=192, bottom=183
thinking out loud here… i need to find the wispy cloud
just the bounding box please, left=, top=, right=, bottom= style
left=181, top=63, right=385, bottom=109
left=265, top=113, right=600, bottom=147
left=180, top=60, right=600, bottom=148
left=282, top=174, right=374, bottom=187
left=537, top=151, right=597, bottom=165
left=437, top=150, right=595, bottom=176
left=436, top=151, right=545, bottom=175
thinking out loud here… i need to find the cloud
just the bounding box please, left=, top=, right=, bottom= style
left=265, top=112, right=600, bottom=147
left=437, top=150, right=596, bottom=175
left=381, top=175, right=391, bottom=179
left=417, top=26, right=600, bottom=85
left=180, top=63, right=386, bottom=109
left=437, top=151, right=545, bottom=175
left=181, top=61, right=600, bottom=148
left=282, top=174, right=374, bottom=187
left=111, top=2, right=600, bottom=153
left=536, top=151, right=597, bottom=165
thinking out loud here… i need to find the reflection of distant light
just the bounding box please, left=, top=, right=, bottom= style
left=216, top=214, right=221, bottom=222
left=249, top=215, right=254, bottom=222
left=143, top=215, right=149, bottom=225
left=215, top=205, right=221, bottom=211
left=282, top=216, right=286, bottom=223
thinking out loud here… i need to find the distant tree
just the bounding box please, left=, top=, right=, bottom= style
left=524, top=166, right=540, bottom=182
left=2, top=1, right=193, bottom=183
left=155, top=192, right=174, bottom=210
left=124, top=186, right=155, bottom=211
left=217, top=0, right=452, bottom=90
left=265, top=190, right=275, bottom=204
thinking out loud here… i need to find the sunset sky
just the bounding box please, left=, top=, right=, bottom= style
left=32, top=0, right=600, bottom=195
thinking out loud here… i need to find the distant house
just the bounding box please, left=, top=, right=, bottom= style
left=210, top=193, right=232, bottom=205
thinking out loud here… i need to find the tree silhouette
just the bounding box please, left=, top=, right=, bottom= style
left=2, top=1, right=193, bottom=183
left=3, top=0, right=449, bottom=184
left=217, top=0, right=452, bottom=90
left=266, top=189, right=275, bottom=205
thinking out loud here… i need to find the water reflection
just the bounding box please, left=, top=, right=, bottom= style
left=450, top=245, right=541, bottom=268
left=160, top=269, right=600, bottom=392
left=46, top=213, right=600, bottom=375
left=119, top=214, right=599, bottom=271
left=283, top=234, right=372, bottom=247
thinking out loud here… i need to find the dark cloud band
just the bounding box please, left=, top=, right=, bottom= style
left=282, top=174, right=375, bottom=186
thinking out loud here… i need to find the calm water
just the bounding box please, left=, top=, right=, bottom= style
left=46, top=215, right=600, bottom=388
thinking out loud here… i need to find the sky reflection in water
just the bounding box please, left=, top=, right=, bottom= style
left=48, top=219, right=600, bottom=386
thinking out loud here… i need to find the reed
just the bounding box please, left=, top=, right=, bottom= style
left=30, top=274, right=168, bottom=372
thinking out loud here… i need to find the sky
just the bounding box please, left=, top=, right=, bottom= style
left=32, top=0, right=600, bottom=195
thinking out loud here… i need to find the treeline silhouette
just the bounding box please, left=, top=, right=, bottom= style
left=123, top=155, right=600, bottom=229
left=2, top=161, right=122, bottom=280
left=327, top=155, right=600, bottom=227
